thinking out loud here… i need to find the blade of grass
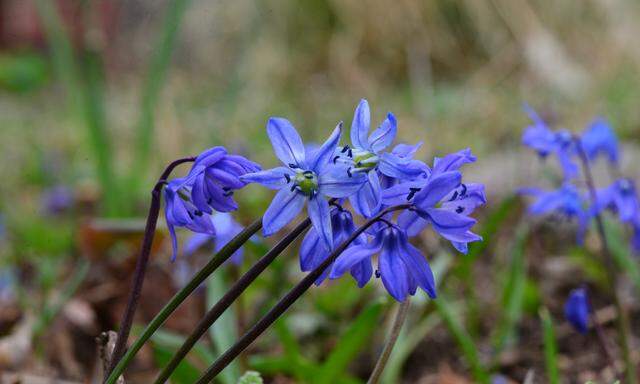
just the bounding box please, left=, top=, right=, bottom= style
left=434, top=297, right=490, bottom=384
left=128, top=0, right=192, bottom=195
left=539, top=307, right=560, bottom=384
left=604, top=219, right=640, bottom=294
left=314, top=301, right=385, bottom=384
left=33, top=1, right=118, bottom=215
left=145, top=328, right=216, bottom=366
left=207, top=269, right=241, bottom=384
left=492, top=223, right=528, bottom=353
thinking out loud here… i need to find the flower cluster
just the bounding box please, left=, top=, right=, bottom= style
left=241, top=99, right=485, bottom=301
left=520, top=106, right=640, bottom=251
left=162, top=99, right=484, bottom=301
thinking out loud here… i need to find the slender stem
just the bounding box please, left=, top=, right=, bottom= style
left=367, top=298, right=411, bottom=384
left=107, top=156, right=195, bottom=376
left=104, top=218, right=263, bottom=384
left=574, top=139, right=637, bottom=383
left=591, top=304, right=618, bottom=372
left=154, top=218, right=312, bottom=383
left=194, top=204, right=412, bottom=384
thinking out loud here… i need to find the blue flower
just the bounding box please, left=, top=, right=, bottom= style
left=329, top=224, right=436, bottom=301
left=299, top=206, right=366, bottom=285
left=336, top=99, right=427, bottom=218
left=241, top=118, right=366, bottom=250
left=580, top=117, right=619, bottom=164
left=164, top=178, right=217, bottom=261
left=187, top=147, right=261, bottom=214
left=183, top=212, right=246, bottom=265
left=382, top=149, right=484, bottom=253
left=594, top=178, right=639, bottom=223
left=521, top=105, right=577, bottom=178
left=564, top=287, right=590, bottom=334
left=521, top=183, right=590, bottom=243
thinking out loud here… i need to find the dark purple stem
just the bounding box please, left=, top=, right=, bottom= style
left=107, top=156, right=196, bottom=376
left=194, top=203, right=412, bottom=384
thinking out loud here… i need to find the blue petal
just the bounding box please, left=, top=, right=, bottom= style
left=581, top=117, right=619, bottom=164
left=299, top=229, right=321, bottom=271
left=397, top=210, right=428, bottom=236
left=380, top=180, right=425, bottom=205
left=241, top=167, right=293, bottom=190
left=392, top=142, right=422, bottom=158
left=318, top=165, right=367, bottom=198
left=207, top=167, right=245, bottom=189
left=308, top=122, right=342, bottom=173
left=193, top=147, right=226, bottom=168
left=183, top=232, right=213, bottom=257
left=308, top=197, right=333, bottom=250
left=368, top=112, right=397, bottom=153
left=262, top=187, right=306, bottom=236
left=349, top=171, right=381, bottom=218
left=378, top=236, right=410, bottom=301
left=330, top=243, right=379, bottom=280
left=400, top=240, right=436, bottom=298
left=204, top=177, right=238, bottom=212
left=168, top=222, right=179, bottom=261
left=350, top=258, right=373, bottom=288
left=441, top=183, right=486, bottom=215
left=378, top=153, right=428, bottom=180
left=350, top=99, right=370, bottom=149
left=413, top=171, right=461, bottom=208
left=267, top=117, right=306, bottom=167
left=432, top=148, right=477, bottom=174
left=191, top=174, right=213, bottom=214
left=419, top=208, right=477, bottom=242
left=564, top=288, right=590, bottom=334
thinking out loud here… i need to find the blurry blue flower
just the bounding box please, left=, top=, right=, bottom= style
left=242, top=118, right=366, bottom=250
left=580, top=117, right=619, bottom=164
left=521, top=105, right=577, bottom=178
left=521, top=183, right=590, bottom=243
left=187, top=147, right=260, bottom=214
left=299, top=206, right=366, bottom=285
left=164, top=178, right=216, bottom=261
left=564, top=287, right=589, bottom=334
left=382, top=150, right=484, bottom=253
left=41, top=185, right=74, bottom=215
left=329, top=224, right=436, bottom=301
left=184, top=212, right=246, bottom=265
left=335, top=99, right=427, bottom=218
left=594, top=178, right=639, bottom=223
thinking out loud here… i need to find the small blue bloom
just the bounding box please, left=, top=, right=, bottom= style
left=184, top=212, right=246, bottom=265
left=188, top=147, right=261, bottom=214
left=564, top=287, right=590, bottom=334
left=521, top=183, right=590, bottom=243
left=329, top=224, right=436, bottom=301
left=336, top=99, right=427, bottom=218
left=580, top=117, right=619, bottom=164
left=521, top=105, right=577, bottom=179
left=41, top=185, right=74, bottom=215
left=164, top=178, right=217, bottom=261
left=594, top=178, right=639, bottom=223
left=242, top=118, right=366, bottom=250
left=299, top=207, right=366, bottom=285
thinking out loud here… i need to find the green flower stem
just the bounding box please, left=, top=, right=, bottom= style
left=194, top=204, right=412, bottom=384
left=153, top=218, right=311, bottom=383
left=366, top=298, right=411, bottom=384
left=575, top=137, right=637, bottom=383
left=104, top=218, right=262, bottom=384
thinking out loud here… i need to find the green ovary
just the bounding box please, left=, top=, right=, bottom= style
left=294, top=171, right=318, bottom=196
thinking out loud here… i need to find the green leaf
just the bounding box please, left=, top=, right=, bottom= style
left=540, top=307, right=560, bottom=384
left=434, top=297, right=489, bottom=384
left=604, top=219, right=640, bottom=294
left=314, top=301, right=385, bottom=384
left=207, top=269, right=241, bottom=384
left=153, top=344, right=201, bottom=384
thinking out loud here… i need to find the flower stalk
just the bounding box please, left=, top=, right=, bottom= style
left=107, top=156, right=196, bottom=376
left=574, top=138, right=637, bottom=383
left=367, top=298, right=411, bottom=384
left=194, top=203, right=412, bottom=384
left=104, top=218, right=262, bottom=384
left=153, top=217, right=312, bottom=383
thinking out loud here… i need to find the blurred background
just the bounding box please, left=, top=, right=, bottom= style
left=1, top=0, right=640, bottom=383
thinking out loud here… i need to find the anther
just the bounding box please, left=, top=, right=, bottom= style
left=288, top=163, right=299, bottom=169
left=333, top=155, right=340, bottom=164
left=460, top=184, right=467, bottom=197
left=223, top=190, right=234, bottom=197
left=456, top=206, right=464, bottom=214
left=407, top=187, right=421, bottom=200
left=346, top=168, right=353, bottom=177
left=341, top=145, right=350, bottom=153
left=284, top=174, right=291, bottom=182
left=449, top=191, right=459, bottom=201
left=375, top=270, right=381, bottom=278
left=194, top=210, right=203, bottom=217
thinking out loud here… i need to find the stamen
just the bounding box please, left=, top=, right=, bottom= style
left=460, top=184, right=467, bottom=197
left=346, top=168, right=353, bottom=177
left=194, top=210, right=203, bottom=217
left=341, top=145, right=350, bottom=153
left=290, top=184, right=297, bottom=192
left=347, top=149, right=353, bottom=158
left=332, top=155, right=340, bottom=164
left=449, top=191, right=459, bottom=201
left=456, top=206, right=464, bottom=214
left=375, top=270, right=381, bottom=278
left=284, top=173, right=291, bottom=182
left=288, top=163, right=299, bottom=169
left=407, top=187, right=421, bottom=200
left=223, top=190, right=234, bottom=197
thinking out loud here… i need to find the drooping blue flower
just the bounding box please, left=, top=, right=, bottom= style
left=299, top=206, right=366, bottom=285
left=241, top=118, right=366, bottom=250
left=580, top=117, right=619, bottom=165
left=335, top=99, right=427, bottom=218
left=594, top=178, right=639, bottom=223
left=184, top=212, right=246, bottom=265
left=187, top=147, right=261, bottom=214
left=521, top=105, right=577, bottom=179
left=564, top=287, right=590, bottom=334
left=164, top=178, right=217, bottom=261
left=381, top=149, right=484, bottom=253
left=329, top=224, right=436, bottom=302
left=520, top=183, right=590, bottom=243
